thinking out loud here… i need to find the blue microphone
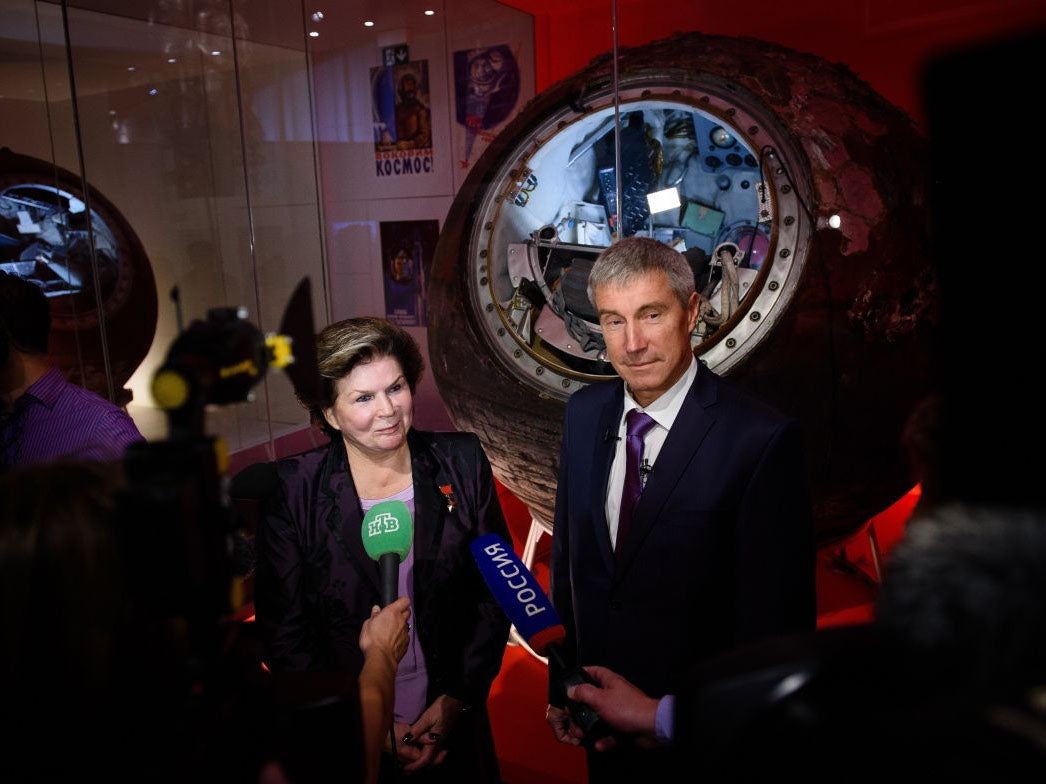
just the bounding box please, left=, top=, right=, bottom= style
left=471, top=533, right=609, bottom=742
left=470, top=533, right=565, bottom=654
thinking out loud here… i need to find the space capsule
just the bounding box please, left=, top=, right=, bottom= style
left=429, top=32, right=934, bottom=540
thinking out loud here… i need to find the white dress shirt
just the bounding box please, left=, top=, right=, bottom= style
left=605, top=357, right=698, bottom=548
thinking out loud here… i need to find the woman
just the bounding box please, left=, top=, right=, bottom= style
left=255, top=318, right=510, bottom=781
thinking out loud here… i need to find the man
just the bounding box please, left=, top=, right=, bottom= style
left=0, top=271, right=142, bottom=470
left=547, top=237, right=814, bottom=779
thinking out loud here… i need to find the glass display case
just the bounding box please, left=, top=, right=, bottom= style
left=0, top=0, right=327, bottom=451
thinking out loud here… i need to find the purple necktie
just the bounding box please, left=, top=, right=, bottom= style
left=615, top=409, right=656, bottom=558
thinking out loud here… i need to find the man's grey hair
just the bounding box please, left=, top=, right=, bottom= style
left=587, top=237, right=695, bottom=309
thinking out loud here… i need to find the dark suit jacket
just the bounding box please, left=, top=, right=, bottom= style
left=551, top=362, right=815, bottom=707
left=255, top=429, right=510, bottom=780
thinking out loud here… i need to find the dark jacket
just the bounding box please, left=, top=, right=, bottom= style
left=551, top=364, right=815, bottom=781
left=255, top=429, right=510, bottom=780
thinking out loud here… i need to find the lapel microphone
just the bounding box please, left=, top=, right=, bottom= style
left=640, top=458, right=653, bottom=488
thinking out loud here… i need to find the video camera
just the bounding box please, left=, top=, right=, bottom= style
left=112, top=278, right=319, bottom=696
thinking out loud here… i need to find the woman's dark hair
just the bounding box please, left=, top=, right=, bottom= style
left=308, top=318, right=424, bottom=434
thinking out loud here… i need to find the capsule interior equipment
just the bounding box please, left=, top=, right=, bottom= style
left=0, top=182, right=123, bottom=314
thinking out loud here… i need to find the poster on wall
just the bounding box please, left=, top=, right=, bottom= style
left=380, top=219, right=439, bottom=327
left=453, top=45, right=520, bottom=171
left=371, top=58, right=434, bottom=178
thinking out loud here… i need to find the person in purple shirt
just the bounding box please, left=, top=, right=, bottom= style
left=0, top=271, right=143, bottom=471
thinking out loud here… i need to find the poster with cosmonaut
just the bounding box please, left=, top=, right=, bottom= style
left=452, top=45, right=520, bottom=172
left=380, top=219, right=439, bottom=327
left=371, top=60, right=434, bottom=179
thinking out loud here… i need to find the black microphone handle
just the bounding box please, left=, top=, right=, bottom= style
left=379, top=552, right=400, bottom=608
left=547, top=643, right=610, bottom=744
left=546, top=643, right=568, bottom=673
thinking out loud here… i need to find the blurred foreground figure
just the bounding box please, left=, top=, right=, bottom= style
left=0, top=461, right=412, bottom=783
left=568, top=503, right=1046, bottom=778
left=1, top=462, right=140, bottom=781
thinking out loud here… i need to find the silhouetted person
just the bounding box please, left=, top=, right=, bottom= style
left=0, top=272, right=142, bottom=472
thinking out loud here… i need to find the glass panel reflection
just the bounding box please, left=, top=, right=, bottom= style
left=0, top=182, right=117, bottom=300
left=34, top=2, right=327, bottom=449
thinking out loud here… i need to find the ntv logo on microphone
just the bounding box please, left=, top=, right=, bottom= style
left=367, top=512, right=401, bottom=537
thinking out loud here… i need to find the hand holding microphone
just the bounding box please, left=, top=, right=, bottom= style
left=358, top=501, right=421, bottom=779
left=359, top=597, right=411, bottom=664
left=358, top=595, right=412, bottom=784
left=470, top=533, right=611, bottom=747
left=360, top=501, right=451, bottom=772
left=566, top=666, right=663, bottom=751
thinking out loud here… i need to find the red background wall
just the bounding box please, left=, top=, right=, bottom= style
left=502, top=0, right=1046, bottom=123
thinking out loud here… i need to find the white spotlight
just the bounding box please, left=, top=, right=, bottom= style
left=646, top=187, right=682, bottom=215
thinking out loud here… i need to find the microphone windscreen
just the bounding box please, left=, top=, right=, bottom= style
left=471, top=533, right=564, bottom=655
left=361, top=500, right=413, bottom=561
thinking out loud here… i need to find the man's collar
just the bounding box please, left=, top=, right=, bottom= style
left=22, top=367, right=65, bottom=410
left=622, top=356, right=698, bottom=430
